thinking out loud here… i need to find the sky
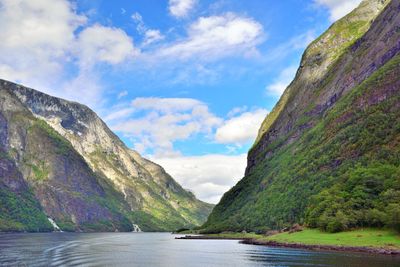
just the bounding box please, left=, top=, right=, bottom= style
left=0, top=0, right=363, bottom=203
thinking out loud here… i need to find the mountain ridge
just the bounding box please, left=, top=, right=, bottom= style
left=0, top=79, right=213, bottom=232
left=202, top=0, right=400, bottom=233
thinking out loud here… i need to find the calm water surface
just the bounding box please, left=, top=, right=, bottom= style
left=0, top=232, right=399, bottom=267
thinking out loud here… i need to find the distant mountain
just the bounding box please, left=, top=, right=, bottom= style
left=0, top=80, right=213, bottom=232
left=202, top=0, right=400, bottom=233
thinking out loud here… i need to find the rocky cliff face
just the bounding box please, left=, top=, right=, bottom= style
left=0, top=81, right=212, bottom=232
left=202, top=0, right=400, bottom=233
left=0, top=108, right=53, bottom=232
left=249, top=0, right=392, bottom=174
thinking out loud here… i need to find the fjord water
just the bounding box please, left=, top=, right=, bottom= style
left=0, top=233, right=399, bottom=267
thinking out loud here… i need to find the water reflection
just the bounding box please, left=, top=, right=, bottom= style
left=0, top=233, right=399, bottom=267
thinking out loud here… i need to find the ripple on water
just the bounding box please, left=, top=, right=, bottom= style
left=0, top=233, right=400, bottom=267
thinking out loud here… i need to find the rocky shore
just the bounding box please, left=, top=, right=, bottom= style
left=240, top=239, right=400, bottom=256
left=177, top=235, right=400, bottom=256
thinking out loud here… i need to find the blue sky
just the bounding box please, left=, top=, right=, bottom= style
left=0, top=0, right=363, bottom=203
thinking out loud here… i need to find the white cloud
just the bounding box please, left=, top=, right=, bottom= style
left=264, top=31, right=315, bottom=63
left=131, top=12, right=146, bottom=33
left=0, top=0, right=85, bottom=87
left=109, top=97, right=222, bottom=156
left=128, top=13, right=264, bottom=86
left=0, top=0, right=138, bottom=109
left=143, top=29, right=165, bottom=46
left=107, top=98, right=269, bottom=156
left=60, top=71, right=106, bottom=107
left=227, top=106, right=248, bottom=118
left=104, top=107, right=135, bottom=122
left=266, top=65, right=298, bottom=96
left=154, top=13, right=264, bottom=61
left=77, top=24, right=138, bottom=69
left=215, top=108, right=268, bottom=145
left=132, top=97, right=201, bottom=112
left=117, top=90, right=128, bottom=99
left=153, top=154, right=247, bottom=203
left=168, top=0, right=197, bottom=18
left=314, top=0, right=362, bottom=21
left=131, top=12, right=164, bottom=47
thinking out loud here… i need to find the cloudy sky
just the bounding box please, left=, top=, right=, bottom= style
left=0, top=0, right=362, bottom=203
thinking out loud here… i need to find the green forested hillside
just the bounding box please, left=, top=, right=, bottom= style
left=202, top=0, right=400, bottom=233
left=0, top=80, right=212, bottom=232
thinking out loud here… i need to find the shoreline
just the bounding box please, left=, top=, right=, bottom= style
left=176, top=235, right=400, bottom=256
left=241, top=238, right=400, bottom=256
left=175, top=235, right=248, bottom=240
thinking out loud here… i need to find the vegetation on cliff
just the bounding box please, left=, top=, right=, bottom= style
left=0, top=80, right=212, bottom=232
left=202, top=0, right=400, bottom=234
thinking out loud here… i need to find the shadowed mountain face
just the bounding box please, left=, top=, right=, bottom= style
left=202, top=0, right=400, bottom=233
left=0, top=81, right=213, bottom=232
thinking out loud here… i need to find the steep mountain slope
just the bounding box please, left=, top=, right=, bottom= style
left=0, top=88, right=132, bottom=232
left=0, top=81, right=213, bottom=232
left=202, top=0, right=400, bottom=233
left=0, top=114, right=53, bottom=232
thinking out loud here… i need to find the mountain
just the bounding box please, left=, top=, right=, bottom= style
left=202, top=0, right=400, bottom=233
left=0, top=80, right=213, bottom=232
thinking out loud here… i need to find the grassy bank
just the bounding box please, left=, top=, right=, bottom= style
left=207, top=232, right=261, bottom=239
left=200, top=228, right=400, bottom=250
left=262, top=228, right=400, bottom=249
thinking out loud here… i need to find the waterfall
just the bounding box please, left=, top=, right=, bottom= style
left=48, top=218, right=63, bottom=232
left=132, top=224, right=142, bottom=232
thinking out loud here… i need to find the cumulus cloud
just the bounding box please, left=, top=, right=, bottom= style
left=266, top=65, right=298, bottom=96
left=168, top=0, right=197, bottom=18
left=0, top=0, right=85, bottom=87
left=215, top=108, right=268, bottom=145
left=77, top=25, right=138, bottom=69
left=0, top=0, right=138, bottom=109
left=314, top=0, right=362, bottom=21
left=153, top=13, right=264, bottom=61
left=109, top=97, right=222, bottom=156
left=107, top=99, right=269, bottom=155
left=154, top=154, right=247, bottom=203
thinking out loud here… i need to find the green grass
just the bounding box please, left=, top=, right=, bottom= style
left=208, top=232, right=262, bottom=239
left=202, top=229, right=400, bottom=250
left=263, top=228, right=400, bottom=249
